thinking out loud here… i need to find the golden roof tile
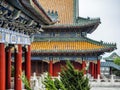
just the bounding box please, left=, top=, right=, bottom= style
left=31, top=41, right=104, bottom=51
left=38, top=0, right=74, bottom=24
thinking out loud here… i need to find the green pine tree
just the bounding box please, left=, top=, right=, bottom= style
left=60, top=61, right=90, bottom=90
left=43, top=74, right=58, bottom=90
left=20, top=72, right=31, bottom=90
left=43, top=61, right=90, bottom=90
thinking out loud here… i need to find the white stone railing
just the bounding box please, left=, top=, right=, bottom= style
left=90, top=75, right=120, bottom=87
left=90, top=80, right=120, bottom=87
left=30, top=73, right=120, bottom=89
left=30, top=72, right=47, bottom=90
left=10, top=73, right=120, bottom=89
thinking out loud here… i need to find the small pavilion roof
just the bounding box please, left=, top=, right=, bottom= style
left=101, top=62, right=120, bottom=70
left=31, top=37, right=116, bottom=55
left=6, top=0, right=56, bottom=25
left=103, top=52, right=120, bottom=61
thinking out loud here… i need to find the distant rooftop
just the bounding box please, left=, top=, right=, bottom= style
left=104, top=52, right=120, bottom=61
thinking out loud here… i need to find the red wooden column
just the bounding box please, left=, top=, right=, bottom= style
left=25, top=45, right=31, bottom=82
left=93, top=63, right=96, bottom=79
left=14, top=44, right=22, bottom=90
left=97, top=60, right=100, bottom=75
left=91, top=62, right=94, bottom=77
left=89, top=62, right=92, bottom=75
left=0, top=43, right=5, bottom=90
left=82, top=60, right=86, bottom=74
left=94, top=63, right=97, bottom=79
left=6, top=47, right=11, bottom=89
left=49, top=60, right=53, bottom=76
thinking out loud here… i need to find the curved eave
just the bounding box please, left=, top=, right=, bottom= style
left=6, top=0, right=55, bottom=25
left=88, top=23, right=99, bottom=33
left=41, top=20, right=100, bottom=32
left=76, top=17, right=101, bottom=33
left=104, top=52, right=120, bottom=60
left=31, top=46, right=116, bottom=55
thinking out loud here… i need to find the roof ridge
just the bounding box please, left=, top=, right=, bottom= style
left=33, top=36, right=88, bottom=42
left=76, top=17, right=100, bottom=22
left=84, top=37, right=117, bottom=48
left=34, top=36, right=116, bottom=48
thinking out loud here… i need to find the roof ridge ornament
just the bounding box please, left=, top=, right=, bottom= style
left=47, top=10, right=58, bottom=22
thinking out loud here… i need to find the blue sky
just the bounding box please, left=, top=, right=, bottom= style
left=79, top=0, right=120, bottom=57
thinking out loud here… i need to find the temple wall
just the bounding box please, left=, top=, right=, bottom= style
left=31, top=60, right=83, bottom=76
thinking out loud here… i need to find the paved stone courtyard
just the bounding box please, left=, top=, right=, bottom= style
left=91, top=87, right=120, bottom=90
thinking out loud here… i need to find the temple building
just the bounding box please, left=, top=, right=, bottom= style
left=0, top=0, right=117, bottom=89
left=101, top=53, right=120, bottom=75
left=0, top=0, right=55, bottom=90
left=31, top=0, right=116, bottom=79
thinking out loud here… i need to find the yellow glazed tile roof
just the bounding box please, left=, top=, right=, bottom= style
left=31, top=41, right=105, bottom=51
left=38, top=0, right=74, bottom=24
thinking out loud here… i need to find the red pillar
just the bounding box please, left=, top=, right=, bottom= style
left=97, top=60, right=100, bottom=75
left=91, top=62, right=94, bottom=77
left=89, top=62, right=92, bottom=74
left=49, top=60, right=53, bottom=76
left=93, top=64, right=96, bottom=79
left=14, top=44, right=22, bottom=90
left=6, top=47, right=11, bottom=89
left=94, top=64, right=97, bottom=79
left=0, top=43, right=5, bottom=90
left=25, top=45, right=31, bottom=82
left=82, top=60, right=86, bottom=74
